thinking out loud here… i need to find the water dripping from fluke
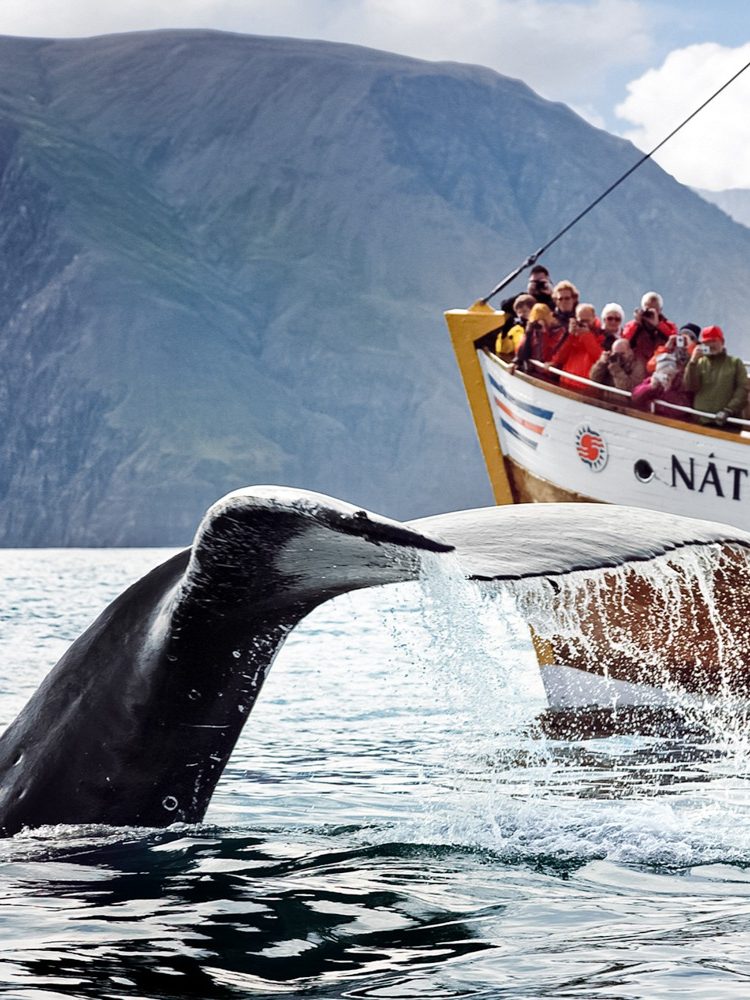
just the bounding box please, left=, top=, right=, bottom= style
left=480, top=542, right=750, bottom=743
left=408, top=543, right=750, bottom=814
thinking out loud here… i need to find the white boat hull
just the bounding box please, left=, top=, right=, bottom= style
left=539, top=663, right=706, bottom=711
left=480, top=351, right=750, bottom=530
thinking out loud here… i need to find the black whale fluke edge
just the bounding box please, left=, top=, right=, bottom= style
left=1, top=487, right=748, bottom=838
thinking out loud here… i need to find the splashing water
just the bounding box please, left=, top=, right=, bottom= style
left=374, top=544, right=750, bottom=866
left=507, top=543, right=750, bottom=754
left=390, top=550, right=544, bottom=736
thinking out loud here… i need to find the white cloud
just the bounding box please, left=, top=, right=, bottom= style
left=326, top=0, right=654, bottom=104
left=0, top=0, right=652, bottom=107
left=616, top=42, right=750, bottom=190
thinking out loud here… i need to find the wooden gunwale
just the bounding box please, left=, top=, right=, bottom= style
left=488, top=349, right=750, bottom=446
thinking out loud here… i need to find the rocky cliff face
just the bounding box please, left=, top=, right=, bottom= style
left=1, top=30, right=749, bottom=544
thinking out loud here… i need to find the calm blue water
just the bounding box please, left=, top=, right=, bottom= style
left=0, top=549, right=750, bottom=998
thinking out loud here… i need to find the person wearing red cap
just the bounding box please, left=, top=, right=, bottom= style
left=683, top=326, right=748, bottom=427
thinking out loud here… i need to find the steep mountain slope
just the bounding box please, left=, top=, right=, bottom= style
left=1, top=30, right=749, bottom=544
left=697, top=187, right=750, bottom=229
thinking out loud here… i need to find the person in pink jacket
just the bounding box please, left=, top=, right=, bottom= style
left=631, top=339, right=694, bottom=417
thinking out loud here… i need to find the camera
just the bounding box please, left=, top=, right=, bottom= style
left=642, top=308, right=657, bottom=322
left=531, top=279, right=549, bottom=294
left=675, top=334, right=687, bottom=349
left=609, top=353, right=622, bottom=365
left=699, top=342, right=711, bottom=355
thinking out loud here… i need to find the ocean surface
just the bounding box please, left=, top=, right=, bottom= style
left=1, top=548, right=750, bottom=999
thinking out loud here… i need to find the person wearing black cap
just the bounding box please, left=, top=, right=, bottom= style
left=525, top=265, right=555, bottom=308
left=674, top=323, right=701, bottom=365
left=498, top=265, right=555, bottom=345
left=683, top=326, right=748, bottom=427
left=679, top=322, right=701, bottom=341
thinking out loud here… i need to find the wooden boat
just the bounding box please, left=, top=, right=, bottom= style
left=445, top=303, right=750, bottom=529
left=445, top=302, right=750, bottom=718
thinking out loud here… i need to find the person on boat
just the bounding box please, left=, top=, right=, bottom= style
left=495, top=293, right=535, bottom=355
left=552, top=280, right=579, bottom=329
left=526, top=265, right=555, bottom=308
left=599, top=303, right=625, bottom=349
left=577, top=303, right=602, bottom=339
left=545, top=303, right=602, bottom=392
left=622, top=304, right=669, bottom=364
left=513, top=303, right=567, bottom=374
left=498, top=266, right=555, bottom=343
left=631, top=340, right=694, bottom=416
left=590, top=337, right=646, bottom=392
left=638, top=291, right=678, bottom=339
left=678, top=322, right=701, bottom=348
left=682, top=325, right=748, bottom=427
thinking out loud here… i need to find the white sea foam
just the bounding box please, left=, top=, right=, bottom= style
left=363, top=545, right=750, bottom=866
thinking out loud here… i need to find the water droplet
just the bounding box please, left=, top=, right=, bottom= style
left=162, top=795, right=178, bottom=812
left=232, top=650, right=241, bottom=659
left=188, top=689, right=201, bottom=701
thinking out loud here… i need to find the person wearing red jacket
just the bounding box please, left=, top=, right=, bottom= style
left=640, top=291, right=678, bottom=339
left=546, top=304, right=602, bottom=392
left=623, top=291, right=678, bottom=361
left=623, top=309, right=667, bottom=362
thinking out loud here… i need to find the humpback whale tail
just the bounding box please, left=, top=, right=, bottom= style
left=0, top=487, right=450, bottom=836
left=1, top=487, right=750, bottom=836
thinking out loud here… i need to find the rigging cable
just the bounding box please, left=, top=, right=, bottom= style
left=480, top=55, right=750, bottom=305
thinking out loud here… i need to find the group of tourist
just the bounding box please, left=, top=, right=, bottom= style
left=497, top=266, right=748, bottom=428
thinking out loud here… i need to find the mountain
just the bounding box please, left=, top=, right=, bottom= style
left=696, top=187, right=750, bottom=229
left=2, top=29, right=750, bottom=545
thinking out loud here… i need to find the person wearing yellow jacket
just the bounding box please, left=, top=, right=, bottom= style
left=682, top=326, right=748, bottom=427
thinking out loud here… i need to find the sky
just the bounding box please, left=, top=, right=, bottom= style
left=1, top=0, right=749, bottom=191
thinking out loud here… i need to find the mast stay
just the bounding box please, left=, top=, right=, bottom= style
left=480, top=57, right=750, bottom=306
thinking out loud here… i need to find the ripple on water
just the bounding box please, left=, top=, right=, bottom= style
left=0, top=549, right=747, bottom=997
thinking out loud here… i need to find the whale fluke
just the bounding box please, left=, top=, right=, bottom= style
left=3, top=489, right=750, bottom=836
left=412, top=503, right=750, bottom=580
left=0, top=487, right=450, bottom=836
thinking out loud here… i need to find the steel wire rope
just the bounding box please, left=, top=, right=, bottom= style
left=480, top=55, right=750, bottom=304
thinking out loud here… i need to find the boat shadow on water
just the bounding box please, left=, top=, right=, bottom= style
left=536, top=704, right=741, bottom=742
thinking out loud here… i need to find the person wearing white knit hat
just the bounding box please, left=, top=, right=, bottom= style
left=600, top=302, right=624, bottom=349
